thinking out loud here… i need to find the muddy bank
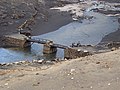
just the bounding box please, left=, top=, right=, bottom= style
left=101, top=0, right=120, bottom=3
left=101, top=28, right=120, bottom=43
left=100, top=18, right=120, bottom=43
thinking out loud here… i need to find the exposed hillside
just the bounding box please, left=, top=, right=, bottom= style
left=0, top=0, right=73, bottom=36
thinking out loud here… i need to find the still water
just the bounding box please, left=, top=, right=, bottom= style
left=0, top=11, right=119, bottom=63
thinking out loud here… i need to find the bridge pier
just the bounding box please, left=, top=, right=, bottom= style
left=64, top=48, right=91, bottom=59
left=43, top=41, right=57, bottom=54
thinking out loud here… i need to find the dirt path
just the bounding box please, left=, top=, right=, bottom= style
left=0, top=49, right=120, bottom=90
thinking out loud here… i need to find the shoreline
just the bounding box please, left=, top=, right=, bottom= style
left=100, top=17, right=120, bottom=43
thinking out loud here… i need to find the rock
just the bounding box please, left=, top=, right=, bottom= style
left=77, top=49, right=81, bottom=51
left=4, top=83, right=8, bottom=86
left=70, top=69, right=75, bottom=72
left=71, top=77, right=74, bottom=80
left=32, top=82, right=40, bottom=86
left=1, top=14, right=7, bottom=19
left=46, top=61, right=54, bottom=64
left=51, top=58, right=61, bottom=63
left=32, top=59, right=46, bottom=64
left=67, top=73, right=70, bottom=76
left=64, top=58, right=68, bottom=60
left=19, top=60, right=30, bottom=65
left=90, top=86, right=93, bottom=89
left=0, top=63, right=2, bottom=66
left=1, top=63, right=7, bottom=66
left=96, top=62, right=100, bottom=64
left=84, top=50, right=88, bottom=53
left=108, top=83, right=111, bottom=86
left=41, top=66, right=49, bottom=70
left=18, top=74, right=25, bottom=77
left=117, top=77, right=119, bottom=80
left=111, top=47, right=117, bottom=51
left=36, top=73, right=39, bottom=75
left=32, top=60, right=38, bottom=63
left=68, top=69, right=76, bottom=75
left=4, top=63, right=11, bottom=66
left=104, top=64, right=110, bottom=68
left=37, top=59, right=44, bottom=64
left=0, top=22, right=8, bottom=26
left=13, top=62, right=20, bottom=65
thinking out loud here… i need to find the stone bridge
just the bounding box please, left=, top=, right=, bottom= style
left=27, top=37, right=69, bottom=54
left=3, top=34, right=92, bottom=59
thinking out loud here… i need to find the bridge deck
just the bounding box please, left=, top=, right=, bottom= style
left=52, top=43, right=69, bottom=49
left=27, top=38, right=49, bottom=44
left=27, top=38, right=69, bottom=49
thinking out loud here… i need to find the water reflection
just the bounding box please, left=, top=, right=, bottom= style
left=43, top=53, right=57, bottom=60
left=8, top=47, right=31, bottom=53
left=0, top=47, right=34, bottom=63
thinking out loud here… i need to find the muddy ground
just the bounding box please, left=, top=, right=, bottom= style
left=0, top=0, right=73, bottom=37
left=0, top=0, right=73, bottom=47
